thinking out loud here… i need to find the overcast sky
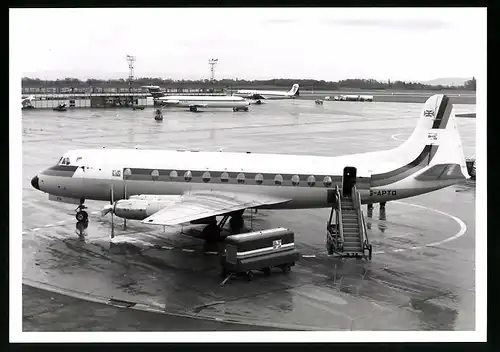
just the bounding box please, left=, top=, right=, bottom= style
left=10, top=7, right=485, bottom=82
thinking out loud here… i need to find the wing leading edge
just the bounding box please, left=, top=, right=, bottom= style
left=141, top=190, right=291, bottom=226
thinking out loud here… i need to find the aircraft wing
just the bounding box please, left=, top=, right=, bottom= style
left=141, top=190, right=291, bottom=226
left=161, top=99, right=180, bottom=104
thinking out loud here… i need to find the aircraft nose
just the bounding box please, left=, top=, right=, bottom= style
left=31, top=175, right=40, bottom=190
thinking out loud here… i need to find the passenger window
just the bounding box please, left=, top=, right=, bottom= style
left=307, top=175, right=316, bottom=187
left=274, top=174, right=283, bottom=185
left=220, top=172, right=230, bottom=183
left=323, top=176, right=333, bottom=187
left=237, top=173, right=246, bottom=184
left=151, top=169, right=160, bottom=181
left=255, top=174, right=264, bottom=185
left=202, top=171, right=211, bottom=183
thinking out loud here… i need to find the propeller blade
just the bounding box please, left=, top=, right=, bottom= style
left=110, top=185, right=115, bottom=239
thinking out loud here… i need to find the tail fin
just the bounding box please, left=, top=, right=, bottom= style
left=288, top=84, right=300, bottom=96
left=399, top=94, right=468, bottom=179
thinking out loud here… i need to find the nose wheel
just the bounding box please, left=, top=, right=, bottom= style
left=76, top=210, right=88, bottom=222
left=75, top=200, right=89, bottom=227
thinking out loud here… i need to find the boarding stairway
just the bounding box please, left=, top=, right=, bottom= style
left=326, top=185, right=372, bottom=259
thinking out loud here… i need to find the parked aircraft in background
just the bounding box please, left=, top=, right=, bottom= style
left=233, top=84, right=300, bottom=104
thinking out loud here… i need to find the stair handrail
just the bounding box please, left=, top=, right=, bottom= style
left=352, top=185, right=369, bottom=247
left=335, top=185, right=344, bottom=248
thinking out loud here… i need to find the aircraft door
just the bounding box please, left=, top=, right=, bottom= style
left=342, top=166, right=357, bottom=196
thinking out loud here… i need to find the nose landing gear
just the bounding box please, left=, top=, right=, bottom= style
left=75, top=200, right=88, bottom=222
left=75, top=199, right=89, bottom=238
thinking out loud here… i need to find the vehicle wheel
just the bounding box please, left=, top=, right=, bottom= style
left=282, top=265, right=291, bottom=274
left=76, top=211, right=88, bottom=222
left=246, top=271, right=253, bottom=281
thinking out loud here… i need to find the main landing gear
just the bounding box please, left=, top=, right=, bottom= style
left=233, top=107, right=249, bottom=112
left=75, top=199, right=89, bottom=238
left=202, top=210, right=245, bottom=243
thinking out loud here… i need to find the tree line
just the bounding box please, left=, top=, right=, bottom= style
left=21, top=76, right=477, bottom=91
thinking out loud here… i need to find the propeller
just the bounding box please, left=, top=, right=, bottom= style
left=110, top=185, right=115, bottom=239
left=123, top=181, right=127, bottom=230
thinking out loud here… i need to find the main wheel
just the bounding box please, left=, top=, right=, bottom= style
left=202, top=223, right=222, bottom=243
left=281, top=265, right=291, bottom=274
left=76, top=210, right=88, bottom=222
left=243, top=107, right=249, bottom=111
left=229, top=216, right=244, bottom=232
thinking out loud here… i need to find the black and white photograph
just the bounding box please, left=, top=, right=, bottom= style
left=10, top=6, right=486, bottom=343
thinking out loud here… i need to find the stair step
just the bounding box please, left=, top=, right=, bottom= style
left=343, top=248, right=363, bottom=252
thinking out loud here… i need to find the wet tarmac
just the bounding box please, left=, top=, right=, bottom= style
left=21, top=99, right=476, bottom=331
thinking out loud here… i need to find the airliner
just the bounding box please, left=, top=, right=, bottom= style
left=157, top=95, right=250, bottom=112
left=31, top=94, right=467, bottom=243
left=233, top=84, right=300, bottom=103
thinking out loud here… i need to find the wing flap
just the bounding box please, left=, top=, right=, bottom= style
left=141, top=190, right=290, bottom=226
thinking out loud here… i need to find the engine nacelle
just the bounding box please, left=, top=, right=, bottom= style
left=108, top=195, right=180, bottom=220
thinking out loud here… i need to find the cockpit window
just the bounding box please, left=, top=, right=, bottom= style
left=59, top=157, right=71, bottom=165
